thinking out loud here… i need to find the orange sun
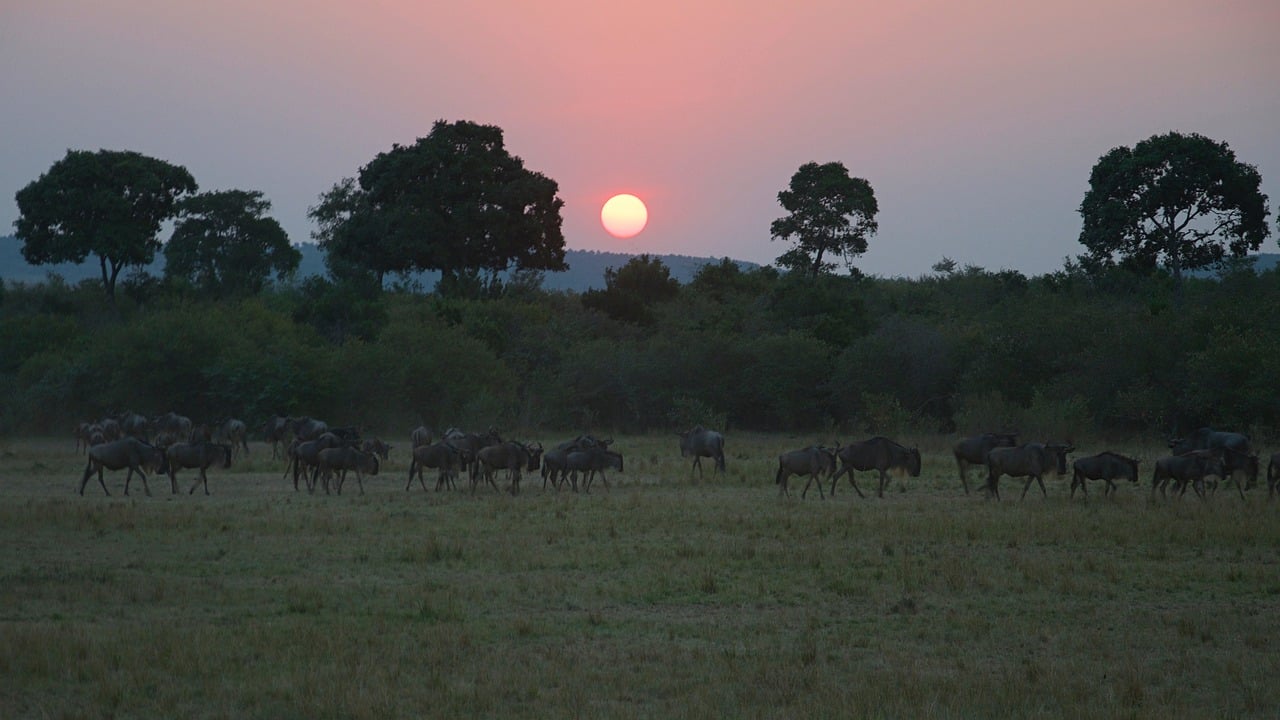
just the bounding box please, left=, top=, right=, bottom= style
left=601, top=193, right=648, bottom=238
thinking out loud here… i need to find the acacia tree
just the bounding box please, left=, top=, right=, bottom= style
left=14, top=149, right=197, bottom=302
left=165, top=190, right=300, bottom=298
left=1077, top=131, right=1271, bottom=296
left=770, top=161, right=878, bottom=279
left=310, top=120, right=567, bottom=290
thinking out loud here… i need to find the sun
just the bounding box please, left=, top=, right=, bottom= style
left=601, top=193, right=648, bottom=239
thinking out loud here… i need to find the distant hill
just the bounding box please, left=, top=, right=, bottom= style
left=0, top=236, right=758, bottom=292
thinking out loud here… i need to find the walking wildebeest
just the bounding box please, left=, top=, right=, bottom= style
left=215, top=418, right=250, bottom=458
left=1169, top=427, right=1256, bottom=496
left=119, top=411, right=150, bottom=441
left=410, top=426, right=433, bottom=449
left=1070, top=451, right=1140, bottom=498
left=362, top=437, right=393, bottom=461
left=775, top=446, right=837, bottom=498
left=475, top=441, right=542, bottom=495
left=315, top=446, right=380, bottom=495
left=152, top=412, right=193, bottom=444
left=407, top=441, right=463, bottom=491
left=564, top=446, right=624, bottom=493
left=953, top=432, right=1017, bottom=494
left=829, top=436, right=922, bottom=498
left=678, top=426, right=725, bottom=477
left=1152, top=449, right=1223, bottom=500
left=983, top=442, right=1073, bottom=500
left=163, top=442, right=233, bottom=495
left=78, top=438, right=167, bottom=496
left=75, top=422, right=102, bottom=453
left=283, top=435, right=344, bottom=492
left=543, top=436, right=610, bottom=490
left=289, top=416, right=329, bottom=442
left=263, top=415, right=292, bottom=459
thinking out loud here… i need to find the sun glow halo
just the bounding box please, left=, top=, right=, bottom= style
left=601, top=193, right=648, bottom=238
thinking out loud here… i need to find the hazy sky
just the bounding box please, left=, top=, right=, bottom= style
left=3, top=1, right=1278, bottom=277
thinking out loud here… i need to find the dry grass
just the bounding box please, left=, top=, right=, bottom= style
left=1, top=433, right=1277, bottom=718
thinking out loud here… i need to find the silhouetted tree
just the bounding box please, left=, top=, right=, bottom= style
left=165, top=190, right=300, bottom=298
left=14, top=149, right=197, bottom=303
left=771, top=161, right=878, bottom=279
left=581, top=255, right=680, bottom=325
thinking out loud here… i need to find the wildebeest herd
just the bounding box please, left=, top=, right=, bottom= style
left=69, top=413, right=1279, bottom=501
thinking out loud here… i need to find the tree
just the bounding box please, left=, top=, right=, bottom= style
left=14, top=149, right=197, bottom=302
left=165, top=190, right=300, bottom=298
left=309, top=120, right=567, bottom=289
left=581, top=255, right=680, bottom=325
left=1077, top=131, right=1271, bottom=298
left=770, top=161, right=878, bottom=278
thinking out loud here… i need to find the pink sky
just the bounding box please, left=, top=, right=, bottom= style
left=2, top=1, right=1278, bottom=276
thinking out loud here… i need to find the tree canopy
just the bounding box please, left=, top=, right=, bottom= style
left=770, top=161, right=878, bottom=279
left=165, top=190, right=300, bottom=298
left=14, top=149, right=197, bottom=302
left=310, top=120, right=567, bottom=290
left=1077, top=131, right=1271, bottom=293
left=581, top=254, right=680, bottom=325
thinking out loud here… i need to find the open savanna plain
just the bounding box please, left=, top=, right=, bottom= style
left=1, top=433, right=1277, bottom=719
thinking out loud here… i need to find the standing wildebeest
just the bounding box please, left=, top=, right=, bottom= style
left=75, top=422, right=102, bottom=453
left=475, top=441, right=542, bottom=495
left=775, top=446, right=837, bottom=498
left=410, top=426, right=433, bottom=449
left=543, top=435, right=610, bottom=490
left=163, top=442, right=232, bottom=495
left=315, top=446, right=380, bottom=495
left=362, top=437, right=393, bottom=461
left=263, top=415, right=293, bottom=459
left=152, top=412, right=193, bottom=443
left=99, top=418, right=122, bottom=442
left=678, top=426, right=725, bottom=477
left=983, top=442, right=1073, bottom=500
left=953, top=433, right=1017, bottom=494
left=283, top=435, right=344, bottom=492
left=119, top=411, right=150, bottom=441
left=407, top=441, right=463, bottom=491
left=565, top=446, right=624, bottom=493
left=1152, top=449, right=1223, bottom=499
left=1070, top=451, right=1140, bottom=498
left=214, top=418, right=250, bottom=458
left=829, top=437, right=922, bottom=498
left=79, top=438, right=167, bottom=496
left=445, top=427, right=504, bottom=478
left=1169, top=427, right=1257, bottom=497
left=1266, top=452, right=1280, bottom=498
left=290, top=416, right=329, bottom=442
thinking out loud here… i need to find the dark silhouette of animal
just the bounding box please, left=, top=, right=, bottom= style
left=1070, top=451, right=1140, bottom=498
left=678, top=426, right=725, bottom=477
left=163, top=442, right=232, bottom=495
left=215, top=418, right=250, bottom=458
left=1169, top=427, right=1257, bottom=495
left=984, top=443, right=1073, bottom=500
left=289, top=416, right=329, bottom=442
left=475, top=441, right=542, bottom=495
left=1152, top=450, right=1223, bottom=499
left=315, top=446, right=380, bottom=495
left=99, top=418, right=122, bottom=442
left=79, top=438, right=167, bottom=496
left=407, top=441, right=463, bottom=491
left=445, top=427, right=503, bottom=478
left=152, top=412, right=193, bottom=443
left=75, top=422, right=102, bottom=453
left=119, top=412, right=150, bottom=441
left=362, top=437, right=393, bottom=461
left=953, top=433, right=1017, bottom=494
left=564, top=447, right=624, bottom=493
left=829, top=437, right=921, bottom=498
left=543, top=436, right=610, bottom=490
left=775, top=446, right=837, bottom=498
left=410, top=426, right=433, bottom=449
left=283, top=435, right=343, bottom=492
left=263, top=415, right=292, bottom=459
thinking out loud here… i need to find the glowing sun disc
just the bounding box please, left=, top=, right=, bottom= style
left=601, top=193, right=648, bottom=238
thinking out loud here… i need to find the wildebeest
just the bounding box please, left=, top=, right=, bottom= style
left=289, top=416, right=329, bottom=442
left=829, top=437, right=922, bottom=498
left=678, top=426, right=725, bottom=477
left=315, top=446, right=380, bottom=495
left=163, top=442, right=233, bottom=495
left=953, top=432, right=1017, bottom=494
left=283, top=435, right=343, bottom=492
left=1169, top=427, right=1257, bottom=496
left=1152, top=449, right=1223, bottom=499
left=983, top=442, right=1074, bottom=500
left=543, top=435, right=610, bottom=490
left=410, top=426, right=433, bottom=449
left=152, top=412, right=193, bottom=444
left=78, top=438, right=167, bottom=496
left=406, top=441, right=463, bottom=491
left=775, top=446, right=837, bottom=498
left=215, top=418, right=250, bottom=458
left=362, top=437, right=393, bottom=461
left=75, top=422, right=102, bottom=453
left=564, top=446, right=624, bottom=493
left=445, top=427, right=503, bottom=478
left=475, top=441, right=542, bottom=495
left=119, top=411, right=150, bottom=441
left=1070, top=451, right=1140, bottom=498
left=263, top=415, right=293, bottom=459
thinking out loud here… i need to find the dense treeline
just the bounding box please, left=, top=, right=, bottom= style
left=2, top=257, right=1278, bottom=442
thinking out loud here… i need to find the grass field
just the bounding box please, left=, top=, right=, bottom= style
left=1, top=433, right=1277, bottom=719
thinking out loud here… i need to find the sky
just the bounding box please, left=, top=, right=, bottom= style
left=2, top=0, right=1278, bottom=278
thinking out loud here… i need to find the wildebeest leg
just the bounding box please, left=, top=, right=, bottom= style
left=80, top=460, right=109, bottom=496
left=877, top=470, right=889, bottom=498
left=1035, top=476, right=1048, bottom=498
left=956, top=459, right=971, bottom=495
left=353, top=471, right=365, bottom=495
left=125, top=466, right=152, bottom=497
left=691, top=456, right=703, bottom=478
